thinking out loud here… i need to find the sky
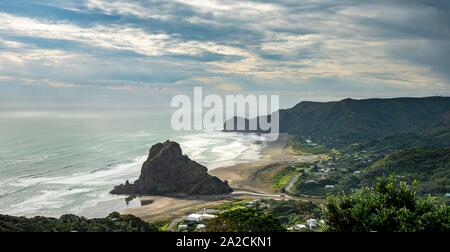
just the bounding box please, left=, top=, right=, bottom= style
left=0, top=0, right=449, bottom=109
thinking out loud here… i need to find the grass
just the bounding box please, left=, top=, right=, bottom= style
left=214, top=199, right=253, bottom=210
left=288, top=138, right=330, bottom=155
left=271, top=164, right=304, bottom=191
left=152, top=218, right=172, bottom=232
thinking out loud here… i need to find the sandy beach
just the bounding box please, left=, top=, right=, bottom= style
left=122, top=133, right=327, bottom=221
left=209, top=133, right=326, bottom=194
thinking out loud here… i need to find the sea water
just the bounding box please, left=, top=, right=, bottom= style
left=0, top=108, right=267, bottom=217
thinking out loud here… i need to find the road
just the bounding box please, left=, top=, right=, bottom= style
left=284, top=173, right=301, bottom=194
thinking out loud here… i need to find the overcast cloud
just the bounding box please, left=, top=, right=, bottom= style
left=0, top=0, right=449, bottom=108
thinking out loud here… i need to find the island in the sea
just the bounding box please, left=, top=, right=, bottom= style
left=110, top=140, right=233, bottom=195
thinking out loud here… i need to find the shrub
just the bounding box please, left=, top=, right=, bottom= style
left=322, top=175, right=450, bottom=232
left=205, top=207, right=285, bottom=232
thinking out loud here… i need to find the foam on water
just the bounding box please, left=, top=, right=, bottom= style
left=14, top=156, right=147, bottom=188
left=0, top=128, right=268, bottom=217
left=179, top=131, right=267, bottom=169
left=0, top=156, right=147, bottom=217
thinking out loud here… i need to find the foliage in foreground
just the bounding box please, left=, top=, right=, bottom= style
left=323, top=175, right=450, bottom=232
left=0, top=212, right=157, bottom=232
left=260, top=199, right=320, bottom=227
left=363, top=147, right=450, bottom=195
left=205, top=207, right=285, bottom=232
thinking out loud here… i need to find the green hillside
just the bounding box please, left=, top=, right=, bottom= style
left=279, top=97, right=450, bottom=147
left=360, top=147, right=450, bottom=195
left=224, top=96, right=450, bottom=201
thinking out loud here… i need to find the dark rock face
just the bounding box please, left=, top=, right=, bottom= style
left=111, top=141, right=232, bottom=195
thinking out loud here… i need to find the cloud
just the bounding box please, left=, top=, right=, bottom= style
left=0, top=0, right=449, bottom=107
left=84, top=0, right=171, bottom=20
left=191, top=77, right=242, bottom=92
left=0, top=38, right=25, bottom=49
left=0, top=12, right=251, bottom=59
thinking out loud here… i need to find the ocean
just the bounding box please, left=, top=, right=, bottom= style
left=0, top=109, right=267, bottom=218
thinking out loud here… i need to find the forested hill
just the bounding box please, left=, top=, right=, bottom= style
left=225, top=96, right=450, bottom=148
left=354, top=147, right=450, bottom=195
left=279, top=96, right=450, bottom=146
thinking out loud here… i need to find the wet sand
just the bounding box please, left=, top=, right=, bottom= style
left=210, top=133, right=326, bottom=194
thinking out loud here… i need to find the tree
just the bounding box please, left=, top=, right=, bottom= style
left=322, top=175, right=450, bottom=232
left=205, top=207, right=285, bottom=232
left=0, top=212, right=157, bottom=232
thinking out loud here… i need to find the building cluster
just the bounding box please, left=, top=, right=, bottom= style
left=176, top=199, right=270, bottom=231
left=177, top=208, right=220, bottom=231
left=287, top=218, right=324, bottom=232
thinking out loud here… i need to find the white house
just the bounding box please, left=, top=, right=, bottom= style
left=196, top=224, right=206, bottom=230
left=178, top=224, right=188, bottom=231
left=306, top=218, right=318, bottom=229
left=295, top=224, right=307, bottom=230
left=187, top=213, right=203, bottom=222
left=201, top=214, right=217, bottom=220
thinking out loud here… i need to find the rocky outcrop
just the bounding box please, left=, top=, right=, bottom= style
left=110, top=141, right=232, bottom=195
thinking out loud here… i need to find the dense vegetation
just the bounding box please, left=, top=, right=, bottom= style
left=259, top=199, right=320, bottom=228
left=205, top=207, right=285, bottom=232
left=287, top=138, right=330, bottom=154
left=323, top=176, right=450, bottom=232
left=281, top=144, right=450, bottom=198
left=271, top=164, right=302, bottom=191
left=319, top=147, right=450, bottom=197
left=0, top=212, right=157, bottom=232
left=358, top=148, right=450, bottom=195
left=204, top=176, right=450, bottom=232
left=348, top=133, right=450, bottom=155
left=279, top=97, right=450, bottom=147
left=226, top=97, right=450, bottom=200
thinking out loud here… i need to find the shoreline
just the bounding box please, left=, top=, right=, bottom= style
left=209, top=133, right=327, bottom=194
left=121, top=133, right=327, bottom=222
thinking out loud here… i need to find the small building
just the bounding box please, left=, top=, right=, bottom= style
left=245, top=199, right=261, bottom=208
left=178, top=224, right=188, bottom=231
left=325, top=185, right=335, bottom=189
left=306, top=219, right=318, bottom=229
left=445, top=193, right=450, bottom=197
left=295, top=224, right=307, bottom=230
left=353, top=170, right=361, bottom=174
left=201, top=214, right=217, bottom=220
left=288, top=224, right=307, bottom=231
left=196, top=224, right=206, bottom=230
left=186, top=213, right=203, bottom=222
left=245, top=201, right=255, bottom=207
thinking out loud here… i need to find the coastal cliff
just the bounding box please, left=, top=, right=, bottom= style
left=111, top=141, right=232, bottom=195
